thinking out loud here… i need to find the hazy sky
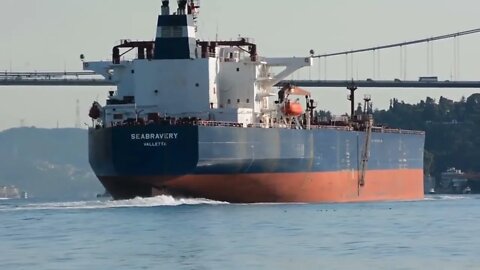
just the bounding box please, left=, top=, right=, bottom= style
left=1, top=0, right=480, bottom=130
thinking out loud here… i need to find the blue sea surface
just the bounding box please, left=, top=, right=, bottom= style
left=1, top=195, right=479, bottom=270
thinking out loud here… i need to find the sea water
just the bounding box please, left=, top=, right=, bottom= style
left=1, top=195, right=479, bottom=270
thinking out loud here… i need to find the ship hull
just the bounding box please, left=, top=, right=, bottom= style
left=89, top=125, right=425, bottom=203
left=99, top=170, right=423, bottom=203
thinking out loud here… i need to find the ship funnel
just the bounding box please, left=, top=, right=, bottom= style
left=154, top=0, right=197, bottom=59
left=177, top=0, right=187, bottom=15
left=161, top=0, right=170, bottom=15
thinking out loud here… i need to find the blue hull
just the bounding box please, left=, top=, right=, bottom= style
left=89, top=125, right=425, bottom=201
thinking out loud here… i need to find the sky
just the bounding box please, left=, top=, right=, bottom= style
left=1, top=0, right=480, bottom=130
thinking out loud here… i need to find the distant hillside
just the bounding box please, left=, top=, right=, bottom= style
left=374, top=94, right=480, bottom=178
left=0, top=128, right=103, bottom=200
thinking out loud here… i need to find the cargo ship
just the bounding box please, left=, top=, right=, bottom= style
left=85, top=0, right=425, bottom=203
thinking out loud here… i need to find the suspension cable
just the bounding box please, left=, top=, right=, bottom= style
left=313, top=28, right=480, bottom=59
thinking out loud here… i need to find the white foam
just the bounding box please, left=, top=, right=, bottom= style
left=0, top=195, right=228, bottom=212
left=424, top=195, right=471, bottom=201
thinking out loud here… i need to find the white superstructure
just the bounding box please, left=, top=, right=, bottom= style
left=85, top=0, right=312, bottom=128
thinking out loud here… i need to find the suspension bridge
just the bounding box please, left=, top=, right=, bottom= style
left=1, top=28, right=480, bottom=89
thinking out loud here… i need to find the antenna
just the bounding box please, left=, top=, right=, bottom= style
left=188, top=0, right=200, bottom=31
left=75, top=99, right=81, bottom=128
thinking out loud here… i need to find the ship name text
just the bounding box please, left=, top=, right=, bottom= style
left=131, top=133, right=179, bottom=140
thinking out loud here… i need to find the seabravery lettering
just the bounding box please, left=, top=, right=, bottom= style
left=130, top=133, right=179, bottom=141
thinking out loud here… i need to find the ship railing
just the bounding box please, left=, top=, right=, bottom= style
left=197, top=120, right=244, bottom=128
left=311, top=125, right=424, bottom=134
left=245, top=123, right=352, bottom=130
left=197, top=122, right=357, bottom=131
left=371, top=126, right=425, bottom=135
left=101, top=117, right=425, bottom=135
left=198, top=121, right=287, bottom=129
left=311, top=125, right=354, bottom=131
left=247, top=123, right=277, bottom=129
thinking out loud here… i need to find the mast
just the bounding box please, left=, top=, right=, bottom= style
left=177, top=0, right=187, bottom=14
left=161, top=0, right=170, bottom=15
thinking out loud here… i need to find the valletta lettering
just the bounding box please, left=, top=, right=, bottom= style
left=144, top=142, right=167, bottom=147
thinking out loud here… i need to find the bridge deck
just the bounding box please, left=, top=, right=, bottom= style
left=1, top=72, right=480, bottom=88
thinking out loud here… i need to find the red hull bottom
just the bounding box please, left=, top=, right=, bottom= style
left=100, top=169, right=424, bottom=203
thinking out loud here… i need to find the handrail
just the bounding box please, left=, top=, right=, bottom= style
left=103, top=118, right=425, bottom=135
